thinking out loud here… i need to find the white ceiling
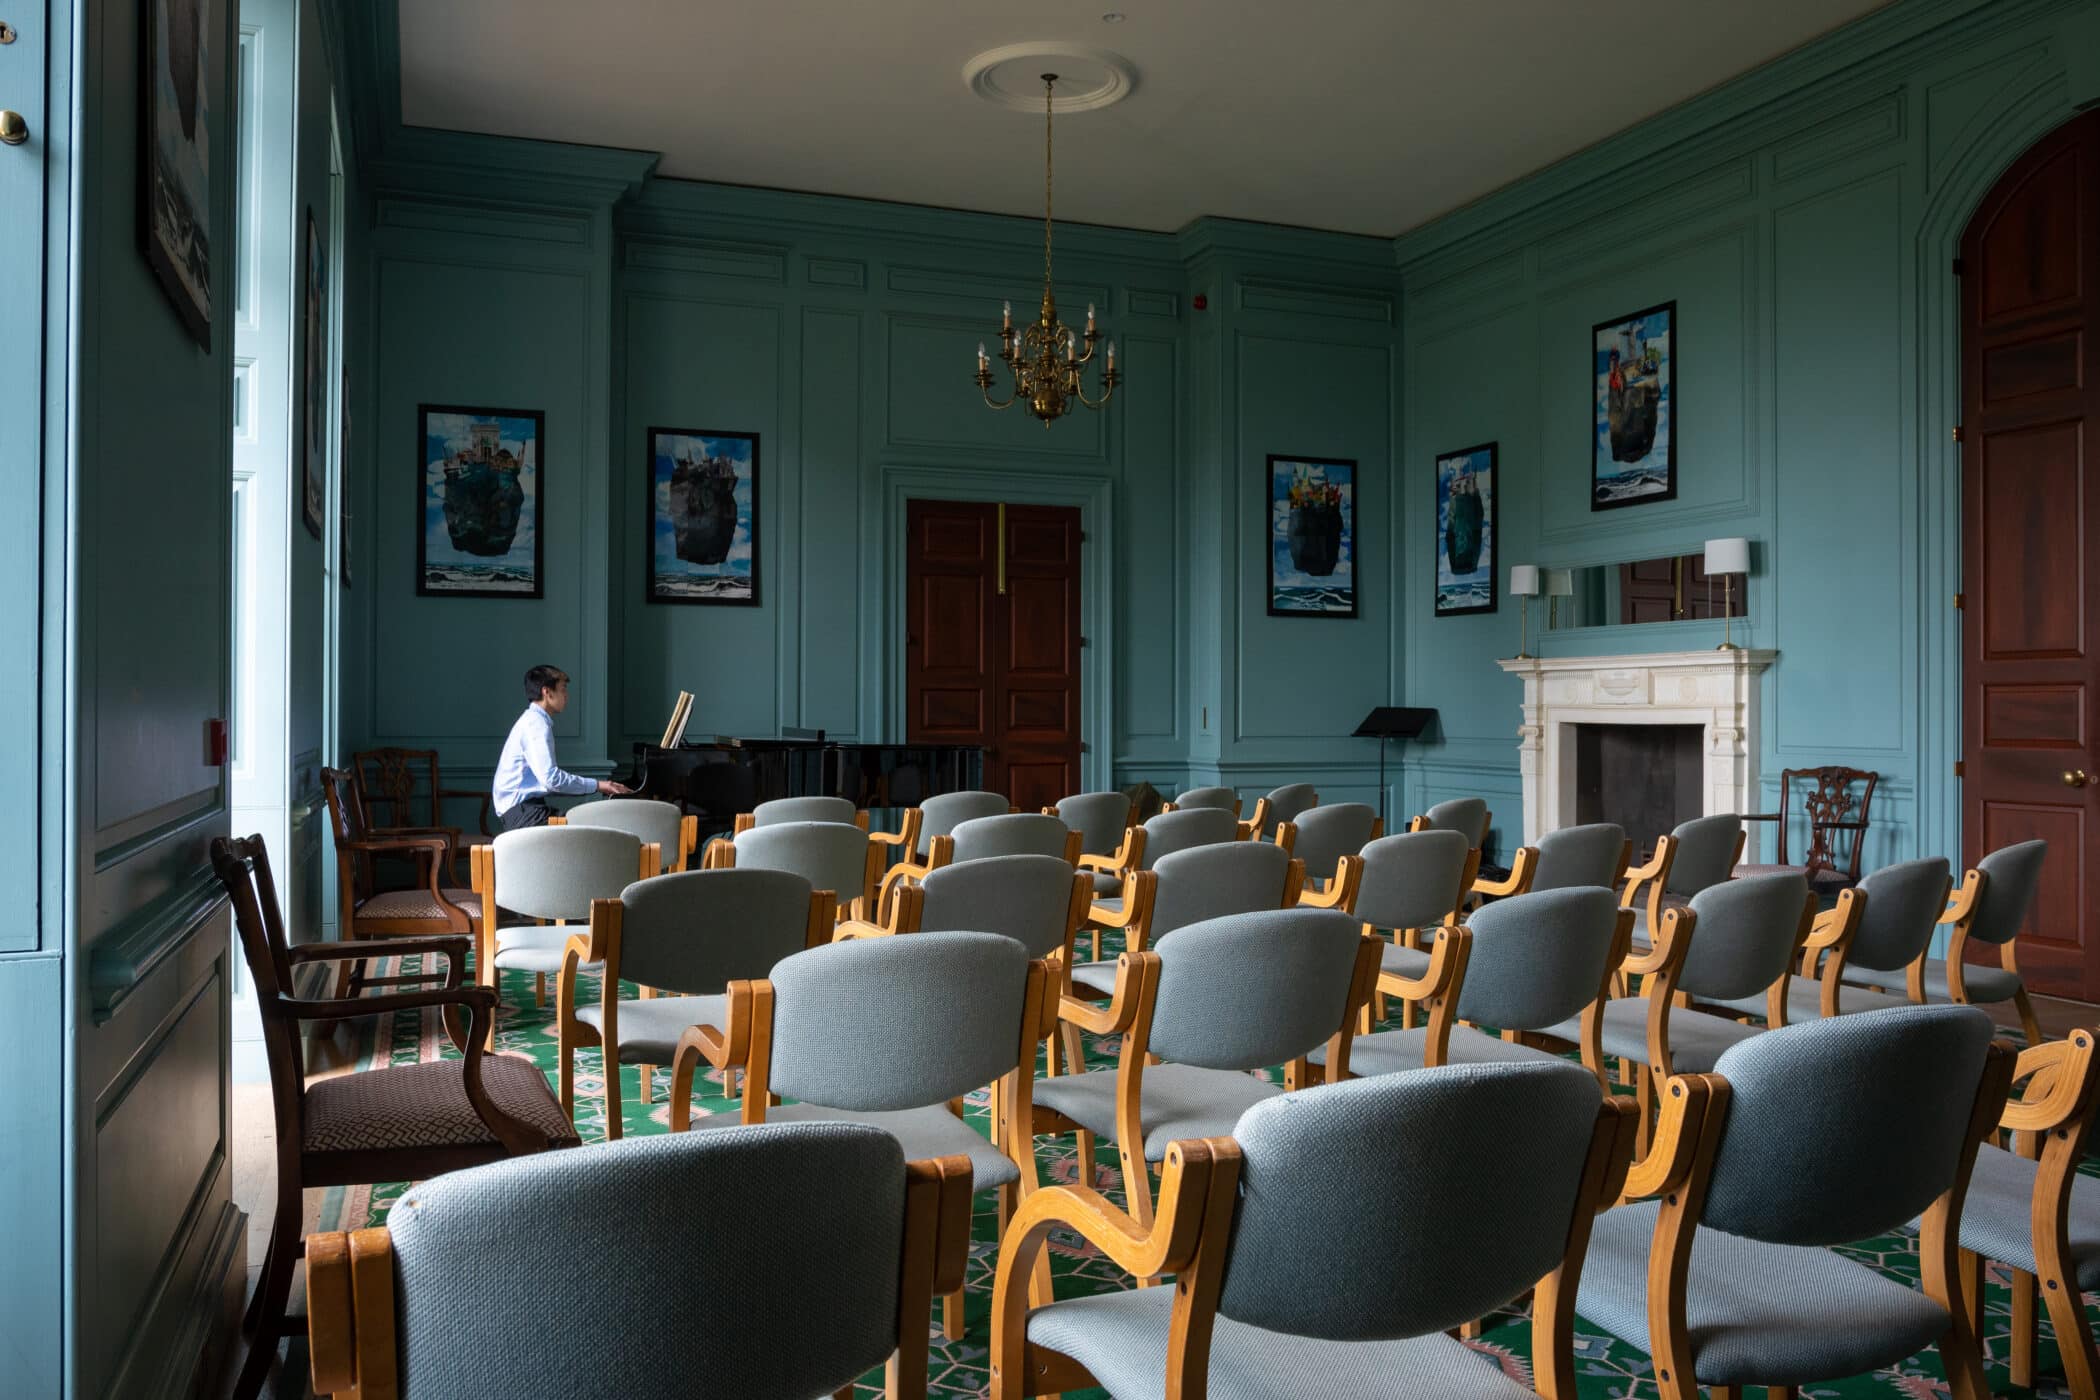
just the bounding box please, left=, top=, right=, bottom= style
left=397, top=1, right=1891, bottom=238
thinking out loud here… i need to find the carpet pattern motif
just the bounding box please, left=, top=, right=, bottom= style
left=342, top=953, right=2097, bottom=1398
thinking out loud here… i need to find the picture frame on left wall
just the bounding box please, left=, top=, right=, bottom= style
left=646, top=427, right=759, bottom=605
left=141, top=0, right=213, bottom=348
left=417, top=405, right=544, bottom=598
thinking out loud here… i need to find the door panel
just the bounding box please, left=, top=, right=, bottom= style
left=1961, top=109, right=2100, bottom=1000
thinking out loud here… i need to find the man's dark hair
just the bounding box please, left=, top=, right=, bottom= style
left=524, top=665, right=569, bottom=703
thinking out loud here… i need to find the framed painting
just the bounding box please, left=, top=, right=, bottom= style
left=1266, top=454, right=1356, bottom=619
left=141, top=0, right=214, bottom=347
left=647, top=427, right=759, bottom=605
left=416, top=405, right=544, bottom=598
left=1434, top=442, right=1496, bottom=617
left=300, top=207, right=324, bottom=539
left=1592, top=300, right=1676, bottom=510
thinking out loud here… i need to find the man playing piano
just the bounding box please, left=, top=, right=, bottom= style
left=493, top=664, right=629, bottom=830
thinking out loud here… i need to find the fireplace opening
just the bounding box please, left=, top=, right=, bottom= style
left=1573, top=723, right=1702, bottom=853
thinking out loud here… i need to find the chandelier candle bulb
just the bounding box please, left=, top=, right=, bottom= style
left=1106, top=340, right=1115, bottom=369
left=1086, top=303, right=1096, bottom=334
left=978, top=343, right=989, bottom=373
left=1002, top=301, right=1012, bottom=332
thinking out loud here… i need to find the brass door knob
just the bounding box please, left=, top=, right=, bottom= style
left=0, top=110, right=27, bottom=146
left=2064, top=769, right=2090, bottom=788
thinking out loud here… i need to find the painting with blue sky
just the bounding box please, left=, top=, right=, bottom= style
left=417, top=405, right=543, bottom=598
left=649, top=428, right=759, bottom=605
left=1267, top=455, right=1356, bottom=618
left=1592, top=300, right=1676, bottom=509
left=1435, top=442, right=1496, bottom=616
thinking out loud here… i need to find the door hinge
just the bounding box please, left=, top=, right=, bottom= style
left=1952, top=423, right=1964, bottom=443
left=1954, top=759, right=1965, bottom=778
left=1952, top=257, right=1964, bottom=276
left=1080, top=741, right=1091, bottom=754
left=1079, top=531, right=1089, bottom=543
left=1953, top=592, right=1965, bottom=611
left=1079, top=636, right=1090, bottom=648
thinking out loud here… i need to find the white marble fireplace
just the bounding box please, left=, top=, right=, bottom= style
left=1495, top=649, right=1776, bottom=845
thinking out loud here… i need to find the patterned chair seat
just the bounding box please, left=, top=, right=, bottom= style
left=696, top=1101, right=1021, bottom=1191
left=493, top=924, right=599, bottom=975
left=575, top=994, right=726, bottom=1063
left=303, top=1055, right=578, bottom=1154
left=1032, top=1063, right=1280, bottom=1161
left=353, top=888, right=478, bottom=922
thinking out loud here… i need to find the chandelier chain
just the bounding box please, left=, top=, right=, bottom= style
left=1043, top=76, right=1054, bottom=303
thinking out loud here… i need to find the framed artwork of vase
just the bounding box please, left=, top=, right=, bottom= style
left=142, top=0, right=214, bottom=347
left=647, top=427, right=759, bottom=605
left=1266, top=454, right=1356, bottom=619
left=416, top=405, right=544, bottom=598
left=1434, top=442, right=1496, bottom=616
left=1592, top=300, right=1677, bottom=509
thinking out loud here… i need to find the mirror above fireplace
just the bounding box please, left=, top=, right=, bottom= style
left=1540, top=550, right=1746, bottom=631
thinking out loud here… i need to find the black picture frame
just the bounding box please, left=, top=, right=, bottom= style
left=140, top=0, right=214, bottom=348
left=416, top=404, right=546, bottom=600
left=1265, top=454, right=1358, bottom=619
left=1591, top=299, right=1678, bottom=510
left=1433, top=441, right=1498, bottom=617
left=299, top=207, right=324, bottom=540
left=645, top=426, right=761, bottom=607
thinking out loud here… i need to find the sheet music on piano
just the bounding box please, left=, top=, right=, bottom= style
left=659, top=691, right=694, bottom=750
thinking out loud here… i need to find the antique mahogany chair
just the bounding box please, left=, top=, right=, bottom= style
left=211, top=834, right=576, bottom=1400
left=993, top=1062, right=1637, bottom=1400
left=351, top=745, right=491, bottom=876
left=304, top=1124, right=971, bottom=1400
left=321, top=766, right=479, bottom=998
left=1739, top=765, right=1880, bottom=894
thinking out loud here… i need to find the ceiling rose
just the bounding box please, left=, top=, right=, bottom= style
left=963, top=43, right=1136, bottom=112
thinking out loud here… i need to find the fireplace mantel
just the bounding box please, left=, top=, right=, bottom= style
left=1495, top=649, right=1777, bottom=846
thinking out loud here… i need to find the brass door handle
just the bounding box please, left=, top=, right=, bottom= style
left=0, top=111, right=27, bottom=146
left=2064, top=769, right=2090, bottom=789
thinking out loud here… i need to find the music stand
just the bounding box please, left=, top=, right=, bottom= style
left=1353, top=706, right=1435, bottom=824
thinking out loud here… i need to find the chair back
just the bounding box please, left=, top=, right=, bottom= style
left=734, top=821, right=869, bottom=904
left=1217, top=1062, right=1606, bottom=1340
left=1664, top=813, right=1741, bottom=896
left=1263, top=783, right=1320, bottom=827
left=750, top=795, right=859, bottom=827
left=1676, top=872, right=1811, bottom=1004
left=387, top=1123, right=913, bottom=1399
left=1148, top=909, right=1363, bottom=1070
left=1968, top=839, right=2048, bottom=945
left=1703, top=1004, right=1996, bottom=1245
left=1291, top=803, right=1378, bottom=876
left=1531, top=822, right=1626, bottom=892
left=766, top=931, right=1032, bottom=1111
left=566, top=798, right=684, bottom=869
left=1421, top=796, right=1489, bottom=847
left=321, top=766, right=376, bottom=902
left=210, top=835, right=303, bottom=1106
left=491, top=826, right=641, bottom=922
left=1136, top=806, right=1241, bottom=869
left=1454, top=886, right=1621, bottom=1032
left=916, top=790, right=1010, bottom=854
left=949, top=812, right=1070, bottom=863
left=1151, top=841, right=1294, bottom=939
left=1354, top=829, right=1471, bottom=932
left=1846, top=856, right=1952, bottom=972
left=617, top=868, right=815, bottom=995
left=1174, top=785, right=1240, bottom=814
left=1053, top=791, right=1131, bottom=856
left=352, top=746, right=443, bottom=829
left=916, top=855, right=1077, bottom=960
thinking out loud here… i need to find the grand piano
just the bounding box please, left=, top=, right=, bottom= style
left=626, top=729, right=984, bottom=840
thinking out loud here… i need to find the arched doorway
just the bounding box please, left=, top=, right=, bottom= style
left=1960, top=109, right=2100, bottom=1001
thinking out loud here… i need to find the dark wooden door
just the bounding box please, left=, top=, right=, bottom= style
left=905, top=500, right=1082, bottom=810
left=1960, top=110, right=2100, bottom=1001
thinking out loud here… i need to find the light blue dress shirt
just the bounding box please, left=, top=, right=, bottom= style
left=491, top=705, right=596, bottom=815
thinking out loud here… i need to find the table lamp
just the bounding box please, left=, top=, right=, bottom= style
left=1510, top=564, right=1541, bottom=659
left=1704, top=537, right=1751, bottom=652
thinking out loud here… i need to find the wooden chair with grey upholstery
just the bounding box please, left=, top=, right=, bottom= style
left=321, top=765, right=480, bottom=998
left=735, top=794, right=868, bottom=832
left=1350, top=828, right=1477, bottom=1030
left=555, top=866, right=835, bottom=1134
left=1246, top=781, right=1319, bottom=840
left=875, top=812, right=1080, bottom=917
left=704, top=819, right=883, bottom=924
left=1078, top=804, right=1246, bottom=961
left=1288, top=801, right=1380, bottom=909
left=1620, top=812, right=1745, bottom=947
left=212, top=834, right=577, bottom=1400
left=1950, top=1024, right=2100, bottom=1395
left=1030, top=907, right=1381, bottom=1223
left=1413, top=795, right=1491, bottom=848
left=994, top=1061, right=1638, bottom=1400
left=1576, top=1004, right=2013, bottom=1400
left=1166, top=784, right=1241, bottom=818
left=1472, top=821, right=1631, bottom=905
left=1911, top=839, right=2048, bottom=1046
left=556, top=795, right=698, bottom=872
left=1825, top=855, right=1954, bottom=999
left=1316, top=886, right=1631, bottom=1092
left=303, top=1123, right=972, bottom=1400
left=1047, top=791, right=1136, bottom=886
left=912, top=789, right=1013, bottom=856
left=669, top=930, right=1051, bottom=1340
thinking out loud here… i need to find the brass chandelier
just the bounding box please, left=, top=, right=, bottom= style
left=976, top=74, right=1119, bottom=425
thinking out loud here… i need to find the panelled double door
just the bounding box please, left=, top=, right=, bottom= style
left=904, top=499, right=1082, bottom=813
left=1961, top=110, right=2100, bottom=1001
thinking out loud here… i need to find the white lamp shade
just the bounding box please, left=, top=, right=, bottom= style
left=1544, top=567, right=1574, bottom=597
left=1704, top=537, right=1751, bottom=576
left=1509, top=565, right=1540, bottom=597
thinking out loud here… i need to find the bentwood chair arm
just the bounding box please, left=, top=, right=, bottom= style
left=1620, top=905, right=1692, bottom=978
left=1374, top=924, right=1471, bottom=1007
left=1239, top=798, right=1273, bottom=842
left=1000, top=1137, right=1238, bottom=1286
left=1470, top=845, right=1539, bottom=901
left=1297, top=854, right=1365, bottom=912
left=1088, top=869, right=1157, bottom=930
left=2002, top=1028, right=2100, bottom=1135
left=1621, top=1072, right=1728, bottom=1202
left=867, top=809, right=924, bottom=856
left=1620, top=833, right=1674, bottom=890
left=1939, top=867, right=1986, bottom=926
left=1059, top=951, right=1161, bottom=1035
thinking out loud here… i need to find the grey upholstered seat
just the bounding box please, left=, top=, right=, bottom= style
left=1530, top=821, right=1625, bottom=892
left=1834, top=857, right=1954, bottom=994
left=916, top=854, right=1077, bottom=960
left=1174, top=785, right=1241, bottom=814
left=1070, top=840, right=1293, bottom=996
left=1356, top=829, right=1472, bottom=932
left=915, top=789, right=1010, bottom=855
left=575, top=994, right=725, bottom=1061
left=564, top=797, right=684, bottom=867
left=489, top=826, right=642, bottom=973
left=751, top=1101, right=1020, bottom=1190
left=1037, top=908, right=1364, bottom=1160
left=1293, top=803, right=1378, bottom=880
left=1262, top=782, right=1320, bottom=828
left=384, top=1122, right=921, bottom=1399
left=733, top=820, right=868, bottom=903
left=1025, top=1061, right=1610, bottom=1399
left=1576, top=1004, right=1999, bottom=1389
left=948, top=811, right=1070, bottom=862
left=1956, top=1142, right=2100, bottom=1289
left=1320, top=886, right=1623, bottom=1077
left=1420, top=796, right=1488, bottom=846
left=1054, top=791, right=1131, bottom=856
left=1711, top=974, right=1911, bottom=1025
left=748, top=795, right=859, bottom=827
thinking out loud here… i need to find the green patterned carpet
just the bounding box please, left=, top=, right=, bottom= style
left=346, top=954, right=2096, bottom=1398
